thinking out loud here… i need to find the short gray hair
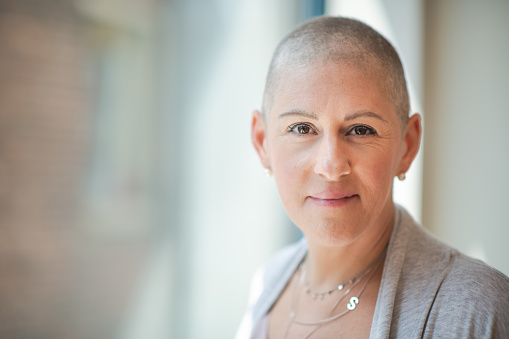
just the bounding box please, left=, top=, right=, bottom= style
left=262, top=16, right=410, bottom=127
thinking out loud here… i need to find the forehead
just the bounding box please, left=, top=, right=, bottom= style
left=270, top=61, right=396, bottom=120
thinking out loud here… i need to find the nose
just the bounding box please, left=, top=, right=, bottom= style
left=313, top=135, right=351, bottom=181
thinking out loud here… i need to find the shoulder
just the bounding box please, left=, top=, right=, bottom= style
left=399, top=208, right=509, bottom=305
left=245, top=238, right=307, bottom=306
left=235, top=239, right=307, bottom=339
left=428, top=253, right=509, bottom=337
left=446, top=252, right=509, bottom=292
left=395, top=207, right=509, bottom=337
left=249, top=238, right=307, bottom=311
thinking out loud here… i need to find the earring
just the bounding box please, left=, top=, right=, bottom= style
left=397, top=173, right=406, bottom=181
left=264, top=168, right=272, bottom=177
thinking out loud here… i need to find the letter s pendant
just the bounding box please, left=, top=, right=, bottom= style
left=347, top=296, right=359, bottom=311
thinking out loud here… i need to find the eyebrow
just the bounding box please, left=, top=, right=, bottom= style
left=278, top=109, right=388, bottom=123
left=278, top=109, right=318, bottom=120
left=344, top=111, right=388, bottom=123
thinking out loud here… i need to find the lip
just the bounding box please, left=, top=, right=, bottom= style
left=308, top=190, right=358, bottom=207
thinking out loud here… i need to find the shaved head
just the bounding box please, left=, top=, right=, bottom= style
left=263, top=16, right=410, bottom=127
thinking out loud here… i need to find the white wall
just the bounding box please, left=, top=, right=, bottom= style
left=423, top=0, right=509, bottom=275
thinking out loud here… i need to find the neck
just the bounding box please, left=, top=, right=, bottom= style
left=304, top=206, right=394, bottom=290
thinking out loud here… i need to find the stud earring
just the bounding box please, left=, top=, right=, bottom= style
left=264, top=168, right=272, bottom=177
left=397, top=173, right=406, bottom=181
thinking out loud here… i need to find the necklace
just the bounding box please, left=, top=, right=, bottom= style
left=290, top=256, right=382, bottom=325
left=301, top=250, right=383, bottom=301
left=296, top=264, right=380, bottom=339
left=284, top=247, right=387, bottom=339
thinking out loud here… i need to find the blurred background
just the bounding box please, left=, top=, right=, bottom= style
left=0, top=0, right=507, bottom=338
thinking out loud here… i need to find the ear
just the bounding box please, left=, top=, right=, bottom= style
left=251, top=109, right=270, bottom=169
left=397, top=113, right=422, bottom=175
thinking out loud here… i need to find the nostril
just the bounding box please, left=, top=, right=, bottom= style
left=313, top=141, right=351, bottom=181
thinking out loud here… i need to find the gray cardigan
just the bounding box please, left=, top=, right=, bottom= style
left=235, top=206, right=509, bottom=338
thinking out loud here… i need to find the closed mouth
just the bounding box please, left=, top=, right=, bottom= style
left=308, top=194, right=358, bottom=207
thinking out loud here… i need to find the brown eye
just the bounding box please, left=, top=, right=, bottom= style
left=288, top=123, right=315, bottom=135
left=297, top=125, right=311, bottom=134
left=349, top=125, right=376, bottom=136
left=354, top=126, right=368, bottom=135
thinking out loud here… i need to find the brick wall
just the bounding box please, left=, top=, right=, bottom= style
left=0, top=1, right=150, bottom=338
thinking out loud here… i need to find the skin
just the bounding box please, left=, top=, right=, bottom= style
left=251, top=61, right=421, bottom=337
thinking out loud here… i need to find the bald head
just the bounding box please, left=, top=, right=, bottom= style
left=263, top=16, right=410, bottom=127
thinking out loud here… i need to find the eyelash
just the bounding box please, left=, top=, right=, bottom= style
left=287, top=123, right=377, bottom=136
left=287, top=123, right=317, bottom=135
left=347, top=125, right=377, bottom=136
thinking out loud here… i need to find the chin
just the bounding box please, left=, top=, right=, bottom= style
left=301, top=219, right=367, bottom=248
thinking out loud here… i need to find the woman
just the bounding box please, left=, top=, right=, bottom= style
left=236, top=16, right=509, bottom=338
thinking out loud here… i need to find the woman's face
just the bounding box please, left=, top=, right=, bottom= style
left=252, top=62, right=420, bottom=248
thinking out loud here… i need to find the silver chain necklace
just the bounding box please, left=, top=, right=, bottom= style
left=301, top=249, right=384, bottom=301
left=284, top=247, right=387, bottom=339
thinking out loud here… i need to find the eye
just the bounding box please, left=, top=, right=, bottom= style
left=288, top=123, right=315, bottom=135
left=348, top=125, right=377, bottom=136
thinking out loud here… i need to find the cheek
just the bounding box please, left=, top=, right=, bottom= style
left=270, top=137, right=314, bottom=174
left=355, top=146, right=399, bottom=202
left=270, top=142, right=314, bottom=203
left=371, top=156, right=395, bottom=181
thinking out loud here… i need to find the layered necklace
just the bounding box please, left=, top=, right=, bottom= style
left=285, top=247, right=387, bottom=339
